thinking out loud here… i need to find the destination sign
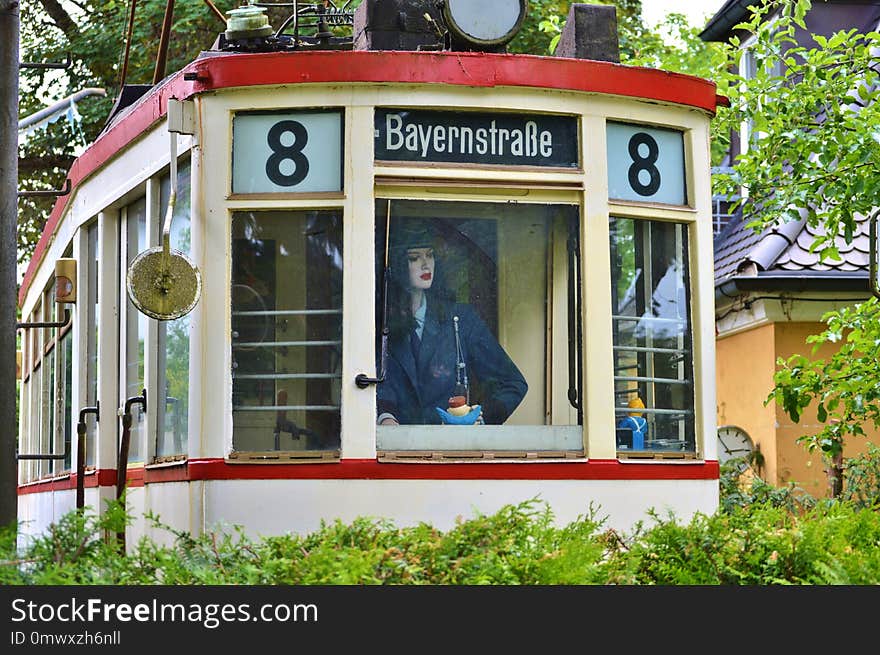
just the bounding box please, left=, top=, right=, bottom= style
left=374, top=109, right=579, bottom=168
left=232, top=109, right=343, bottom=194
left=606, top=122, right=686, bottom=205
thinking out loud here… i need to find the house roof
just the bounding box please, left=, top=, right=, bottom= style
left=700, top=0, right=760, bottom=42
left=701, top=0, right=880, bottom=42
left=714, top=211, right=871, bottom=290
left=706, top=1, right=879, bottom=294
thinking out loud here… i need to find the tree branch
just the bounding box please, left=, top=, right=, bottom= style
left=39, top=0, right=81, bottom=42
left=18, top=154, right=75, bottom=174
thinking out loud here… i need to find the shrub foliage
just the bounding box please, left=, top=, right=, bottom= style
left=3, top=452, right=880, bottom=585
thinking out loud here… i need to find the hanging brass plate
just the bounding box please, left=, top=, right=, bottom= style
left=126, top=247, right=201, bottom=321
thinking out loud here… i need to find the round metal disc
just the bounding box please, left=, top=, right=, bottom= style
left=443, top=0, right=527, bottom=46
left=126, top=247, right=202, bottom=321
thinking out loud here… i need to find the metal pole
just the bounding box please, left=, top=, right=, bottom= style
left=152, top=0, right=175, bottom=85
left=0, top=0, right=20, bottom=530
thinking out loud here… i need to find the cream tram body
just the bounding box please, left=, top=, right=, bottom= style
left=17, top=50, right=721, bottom=544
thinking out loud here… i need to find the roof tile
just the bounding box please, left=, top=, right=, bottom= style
left=714, top=210, right=872, bottom=282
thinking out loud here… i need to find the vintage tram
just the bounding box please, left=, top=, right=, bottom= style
left=15, top=1, right=722, bottom=546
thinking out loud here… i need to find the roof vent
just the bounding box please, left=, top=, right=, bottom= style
left=555, top=3, right=620, bottom=63
left=225, top=3, right=274, bottom=42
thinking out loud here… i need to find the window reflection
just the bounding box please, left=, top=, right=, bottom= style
left=375, top=200, right=582, bottom=455
left=231, top=210, right=343, bottom=453
left=610, top=217, right=695, bottom=453
left=124, top=197, right=147, bottom=463
left=156, top=160, right=192, bottom=459
left=85, top=222, right=98, bottom=467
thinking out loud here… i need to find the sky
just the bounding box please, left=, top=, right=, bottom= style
left=641, top=0, right=726, bottom=30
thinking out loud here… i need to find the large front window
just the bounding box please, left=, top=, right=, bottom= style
left=610, top=217, right=695, bottom=456
left=231, top=210, right=343, bottom=456
left=374, top=199, right=582, bottom=458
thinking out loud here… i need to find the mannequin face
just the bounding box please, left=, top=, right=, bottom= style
left=406, top=247, right=435, bottom=291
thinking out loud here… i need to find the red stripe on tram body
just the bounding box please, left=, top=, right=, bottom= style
left=18, top=458, right=720, bottom=494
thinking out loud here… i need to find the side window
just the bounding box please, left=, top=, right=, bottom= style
left=58, top=311, right=73, bottom=472
left=374, top=199, right=582, bottom=457
left=610, top=217, right=695, bottom=456
left=231, top=210, right=343, bottom=456
left=85, top=222, right=99, bottom=467
left=41, top=286, right=55, bottom=477
left=28, top=315, right=40, bottom=482
left=155, top=159, right=192, bottom=460
left=123, top=197, right=147, bottom=463
left=57, top=244, right=74, bottom=473
left=25, top=279, right=73, bottom=478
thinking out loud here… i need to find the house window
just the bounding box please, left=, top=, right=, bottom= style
left=740, top=39, right=783, bottom=148
left=610, top=217, right=695, bottom=456
left=231, top=210, right=343, bottom=455
left=374, top=199, right=582, bottom=458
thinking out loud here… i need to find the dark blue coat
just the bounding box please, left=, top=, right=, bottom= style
left=377, top=301, right=527, bottom=425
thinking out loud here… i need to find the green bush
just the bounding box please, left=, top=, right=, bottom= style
left=841, top=443, right=880, bottom=510
left=3, top=455, right=880, bottom=585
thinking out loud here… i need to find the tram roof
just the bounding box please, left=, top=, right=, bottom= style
left=19, top=49, right=722, bottom=307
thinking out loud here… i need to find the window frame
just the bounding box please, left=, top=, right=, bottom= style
left=119, top=194, right=149, bottom=467
left=153, top=156, right=194, bottom=464
left=604, top=113, right=708, bottom=462
left=609, top=215, right=697, bottom=458
left=371, top=185, right=585, bottom=461
left=227, top=205, right=346, bottom=462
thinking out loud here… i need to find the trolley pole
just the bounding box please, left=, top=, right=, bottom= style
left=0, top=0, right=20, bottom=531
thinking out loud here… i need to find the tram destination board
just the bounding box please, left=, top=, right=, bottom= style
left=232, top=109, right=344, bottom=194
left=606, top=122, right=687, bottom=206
left=375, top=108, right=579, bottom=168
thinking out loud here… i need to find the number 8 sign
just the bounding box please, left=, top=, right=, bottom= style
left=606, top=122, right=686, bottom=205
left=232, top=110, right=343, bottom=194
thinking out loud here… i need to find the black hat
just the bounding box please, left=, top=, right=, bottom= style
left=389, top=219, right=436, bottom=254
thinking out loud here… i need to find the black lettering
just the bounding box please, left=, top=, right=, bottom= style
left=266, top=120, right=309, bottom=186
left=627, top=132, right=661, bottom=196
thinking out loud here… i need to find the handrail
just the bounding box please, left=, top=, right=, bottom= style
left=355, top=199, right=391, bottom=388
left=75, top=403, right=99, bottom=510
left=232, top=404, right=340, bottom=411
left=232, top=308, right=341, bottom=316
left=233, top=373, right=341, bottom=379
left=614, top=407, right=693, bottom=416
left=16, top=308, right=71, bottom=331
left=116, top=389, right=146, bottom=552
left=232, top=339, right=341, bottom=347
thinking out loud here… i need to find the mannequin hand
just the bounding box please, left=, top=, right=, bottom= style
left=435, top=405, right=483, bottom=425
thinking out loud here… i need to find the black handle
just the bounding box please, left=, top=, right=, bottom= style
left=75, top=403, right=99, bottom=510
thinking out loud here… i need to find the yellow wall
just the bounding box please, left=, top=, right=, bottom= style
left=774, top=322, right=875, bottom=497
left=716, top=324, right=778, bottom=478
left=717, top=320, right=877, bottom=498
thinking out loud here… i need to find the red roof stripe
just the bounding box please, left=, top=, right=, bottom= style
left=19, top=50, right=718, bottom=305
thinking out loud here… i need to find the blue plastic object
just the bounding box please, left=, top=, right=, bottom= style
left=436, top=405, right=483, bottom=425
left=617, top=415, right=647, bottom=449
